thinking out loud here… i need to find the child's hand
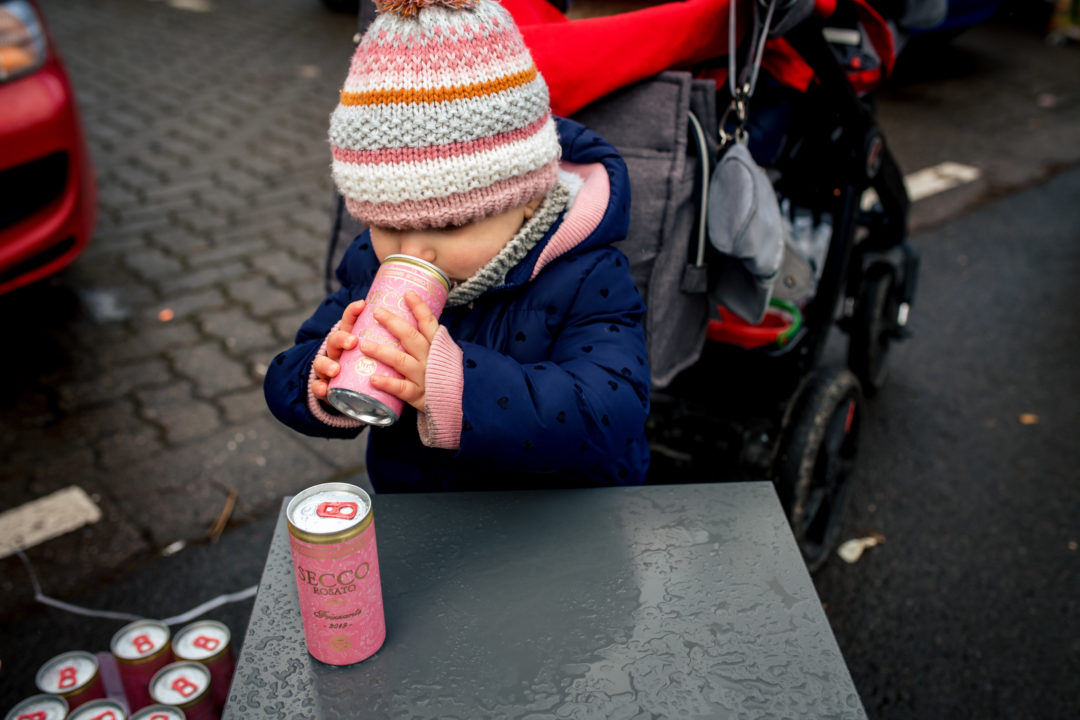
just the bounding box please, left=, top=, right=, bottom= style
left=311, top=300, right=366, bottom=400
left=361, top=291, right=441, bottom=414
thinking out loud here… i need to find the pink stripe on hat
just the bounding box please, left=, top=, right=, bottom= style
left=346, top=163, right=558, bottom=230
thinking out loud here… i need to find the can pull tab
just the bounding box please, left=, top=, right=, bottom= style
left=316, top=502, right=358, bottom=520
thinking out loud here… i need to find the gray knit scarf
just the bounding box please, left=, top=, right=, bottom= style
left=445, top=182, right=571, bottom=307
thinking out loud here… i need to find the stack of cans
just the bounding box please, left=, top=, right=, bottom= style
left=12, top=616, right=238, bottom=720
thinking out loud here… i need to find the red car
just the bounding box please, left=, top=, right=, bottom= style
left=0, top=0, right=95, bottom=295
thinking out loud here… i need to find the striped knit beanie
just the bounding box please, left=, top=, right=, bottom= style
left=328, top=0, right=562, bottom=230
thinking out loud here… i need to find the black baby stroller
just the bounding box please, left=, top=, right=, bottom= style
left=564, top=0, right=920, bottom=571
left=325, top=0, right=921, bottom=572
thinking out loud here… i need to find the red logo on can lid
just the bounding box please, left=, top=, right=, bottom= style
left=316, top=502, right=358, bottom=520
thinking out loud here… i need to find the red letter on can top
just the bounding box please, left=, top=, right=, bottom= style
left=132, top=633, right=155, bottom=655
left=57, top=665, right=78, bottom=689
left=316, top=502, right=358, bottom=520
left=193, top=634, right=220, bottom=652
left=172, top=676, right=199, bottom=698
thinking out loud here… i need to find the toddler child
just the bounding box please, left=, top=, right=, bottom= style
left=264, top=0, right=650, bottom=492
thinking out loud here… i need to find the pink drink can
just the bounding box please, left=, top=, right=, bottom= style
left=110, top=619, right=175, bottom=712
left=4, top=693, right=68, bottom=720
left=64, top=698, right=127, bottom=720
left=286, top=482, right=386, bottom=665
left=149, top=662, right=214, bottom=720
left=327, top=253, right=450, bottom=425
left=34, top=650, right=106, bottom=710
left=172, top=620, right=234, bottom=712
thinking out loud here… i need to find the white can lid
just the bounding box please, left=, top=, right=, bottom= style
left=130, top=704, right=187, bottom=720
left=35, top=651, right=97, bottom=694
left=111, top=619, right=171, bottom=660
left=287, top=483, right=371, bottom=535
left=66, top=699, right=126, bottom=720
left=3, top=694, right=68, bottom=720
left=149, top=661, right=210, bottom=707
left=173, top=619, right=231, bottom=661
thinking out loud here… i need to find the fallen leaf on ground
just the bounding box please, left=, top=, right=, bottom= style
left=158, top=308, right=174, bottom=322
left=837, top=533, right=886, bottom=564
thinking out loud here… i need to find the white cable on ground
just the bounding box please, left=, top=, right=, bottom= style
left=16, top=550, right=257, bottom=626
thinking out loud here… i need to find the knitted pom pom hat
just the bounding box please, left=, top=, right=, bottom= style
left=329, top=0, right=562, bottom=230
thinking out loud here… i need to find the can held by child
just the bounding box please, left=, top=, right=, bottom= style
left=327, top=254, right=450, bottom=425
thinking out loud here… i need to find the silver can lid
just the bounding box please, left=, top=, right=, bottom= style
left=173, top=619, right=231, bottom=661
left=130, top=704, right=186, bottom=720
left=35, top=650, right=98, bottom=695
left=66, top=699, right=126, bottom=720
left=286, top=482, right=372, bottom=536
left=4, top=694, right=68, bottom=720
left=111, top=618, right=171, bottom=661
left=149, top=661, right=210, bottom=707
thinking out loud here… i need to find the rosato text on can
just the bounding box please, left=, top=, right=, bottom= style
left=149, top=662, right=214, bottom=720
left=287, top=482, right=386, bottom=665
left=34, top=650, right=106, bottom=710
left=130, top=705, right=186, bottom=720
left=65, top=698, right=127, bottom=720
left=327, top=253, right=450, bottom=425
left=111, top=619, right=175, bottom=712
left=3, top=693, right=68, bottom=720
left=173, top=619, right=234, bottom=711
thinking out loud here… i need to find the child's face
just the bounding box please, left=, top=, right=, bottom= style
left=370, top=197, right=543, bottom=284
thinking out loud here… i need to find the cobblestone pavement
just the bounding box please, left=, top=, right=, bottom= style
left=0, top=0, right=367, bottom=615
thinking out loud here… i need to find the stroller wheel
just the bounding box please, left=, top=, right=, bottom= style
left=848, top=264, right=899, bottom=397
left=776, top=366, right=863, bottom=573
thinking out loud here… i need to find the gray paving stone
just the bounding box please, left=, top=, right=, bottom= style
left=250, top=249, right=317, bottom=285
left=160, top=261, right=249, bottom=295
left=59, top=358, right=174, bottom=410
left=200, top=306, right=280, bottom=355
left=97, top=423, right=164, bottom=471
left=147, top=288, right=228, bottom=320
left=140, top=383, right=223, bottom=446
left=218, top=387, right=272, bottom=424
left=169, top=341, right=254, bottom=398
left=151, top=228, right=214, bottom=257
left=226, top=277, right=297, bottom=317
left=272, top=308, right=315, bottom=344
left=112, top=417, right=338, bottom=547
left=187, top=238, right=270, bottom=268
left=123, top=247, right=185, bottom=280
left=180, top=208, right=235, bottom=236
left=98, top=319, right=201, bottom=366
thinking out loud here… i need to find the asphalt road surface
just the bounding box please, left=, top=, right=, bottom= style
left=1, top=1, right=1078, bottom=718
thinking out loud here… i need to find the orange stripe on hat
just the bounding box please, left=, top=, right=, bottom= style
left=340, top=65, right=538, bottom=106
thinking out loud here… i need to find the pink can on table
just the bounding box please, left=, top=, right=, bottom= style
left=286, top=482, right=386, bottom=665
left=327, top=253, right=450, bottom=426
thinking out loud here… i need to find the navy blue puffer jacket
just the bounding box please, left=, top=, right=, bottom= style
left=264, top=117, right=650, bottom=492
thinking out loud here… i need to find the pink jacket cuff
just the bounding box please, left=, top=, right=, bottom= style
left=418, top=326, right=464, bottom=450
left=307, top=322, right=366, bottom=429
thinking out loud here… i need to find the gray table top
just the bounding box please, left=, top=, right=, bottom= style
left=224, top=482, right=866, bottom=720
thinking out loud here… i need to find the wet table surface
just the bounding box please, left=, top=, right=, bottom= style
left=223, top=482, right=867, bottom=719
